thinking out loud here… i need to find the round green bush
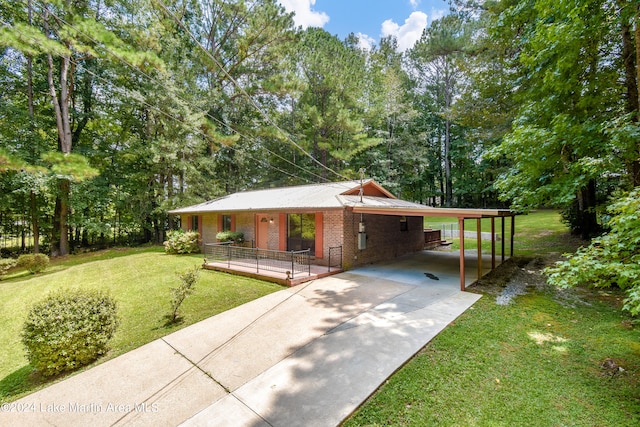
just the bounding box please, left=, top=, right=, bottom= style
left=163, top=230, right=200, bottom=254
left=215, top=231, right=244, bottom=243
left=17, top=253, right=50, bottom=274
left=21, top=289, right=119, bottom=377
left=0, top=258, right=17, bottom=280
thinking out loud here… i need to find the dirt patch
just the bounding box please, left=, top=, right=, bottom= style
left=469, top=256, right=590, bottom=307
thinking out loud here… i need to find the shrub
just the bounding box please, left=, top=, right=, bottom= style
left=546, top=188, right=640, bottom=315
left=168, top=266, right=200, bottom=323
left=215, top=231, right=244, bottom=243
left=21, top=289, right=119, bottom=377
left=164, top=230, right=200, bottom=254
left=17, top=253, right=50, bottom=274
left=0, top=258, right=17, bottom=280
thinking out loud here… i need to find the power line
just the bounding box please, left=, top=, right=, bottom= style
left=151, top=0, right=351, bottom=182
left=70, top=60, right=305, bottom=184
left=1, top=15, right=307, bottom=185
left=37, top=3, right=329, bottom=185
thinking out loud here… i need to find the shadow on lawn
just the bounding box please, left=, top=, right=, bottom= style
left=0, top=364, right=88, bottom=402
left=0, top=365, right=40, bottom=401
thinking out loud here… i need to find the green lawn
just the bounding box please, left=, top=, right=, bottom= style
left=0, top=247, right=282, bottom=402
left=346, top=211, right=640, bottom=426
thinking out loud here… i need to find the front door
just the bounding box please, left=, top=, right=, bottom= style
left=257, top=215, right=269, bottom=249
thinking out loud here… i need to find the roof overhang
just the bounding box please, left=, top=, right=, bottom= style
left=350, top=206, right=515, bottom=219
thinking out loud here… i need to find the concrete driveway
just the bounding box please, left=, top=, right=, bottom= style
left=2, top=250, right=483, bottom=427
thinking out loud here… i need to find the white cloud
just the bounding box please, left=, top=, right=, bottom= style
left=381, top=11, right=427, bottom=52
left=409, top=0, right=421, bottom=9
left=429, top=8, right=447, bottom=22
left=355, top=32, right=376, bottom=51
left=278, top=0, right=329, bottom=29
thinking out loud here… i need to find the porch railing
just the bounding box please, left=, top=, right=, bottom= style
left=204, top=242, right=311, bottom=279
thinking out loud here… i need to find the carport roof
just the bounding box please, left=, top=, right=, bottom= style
left=341, top=195, right=513, bottom=218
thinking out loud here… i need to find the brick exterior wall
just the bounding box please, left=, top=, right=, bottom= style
left=181, top=209, right=424, bottom=269
left=267, top=215, right=280, bottom=250
left=315, top=210, right=343, bottom=267
left=200, top=213, right=217, bottom=243
left=234, top=212, right=256, bottom=245
left=342, top=211, right=424, bottom=269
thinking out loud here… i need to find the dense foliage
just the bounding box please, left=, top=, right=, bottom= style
left=0, top=0, right=508, bottom=257
left=16, top=253, right=49, bottom=274
left=21, top=289, right=119, bottom=376
left=546, top=188, right=640, bottom=315
left=163, top=230, right=200, bottom=254
left=215, top=231, right=244, bottom=243
left=1, top=0, right=639, bottom=293
left=0, top=258, right=16, bottom=280
left=458, top=0, right=640, bottom=238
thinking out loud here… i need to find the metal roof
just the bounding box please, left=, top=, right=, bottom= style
left=169, top=179, right=515, bottom=219
left=169, top=180, right=367, bottom=214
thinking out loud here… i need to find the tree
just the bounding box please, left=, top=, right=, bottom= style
left=290, top=28, right=381, bottom=180
left=546, top=188, right=640, bottom=315
left=174, top=0, right=299, bottom=192
left=353, top=36, right=418, bottom=196
left=408, top=15, right=469, bottom=206
left=0, top=0, right=153, bottom=254
left=456, top=0, right=636, bottom=238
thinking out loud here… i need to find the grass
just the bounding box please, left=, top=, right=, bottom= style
left=0, top=246, right=282, bottom=403
left=345, top=211, right=640, bottom=426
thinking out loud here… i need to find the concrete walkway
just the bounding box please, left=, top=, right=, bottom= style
left=2, top=251, right=486, bottom=427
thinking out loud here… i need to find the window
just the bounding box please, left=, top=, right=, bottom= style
left=222, top=215, right=232, bottom=231
left=190, top=215, right=199, bottom=232
left=287, top=213, right=315, bottom=255
left=400, top=216, right=408, bottom=232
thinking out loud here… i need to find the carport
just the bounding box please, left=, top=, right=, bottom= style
left=349, top=204, right=516, bottom=291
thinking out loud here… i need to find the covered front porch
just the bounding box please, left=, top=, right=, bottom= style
left=202, top=242, right=344, bottom=286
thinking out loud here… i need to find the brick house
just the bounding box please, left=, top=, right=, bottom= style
left=169, top=179, right=432, bottom=270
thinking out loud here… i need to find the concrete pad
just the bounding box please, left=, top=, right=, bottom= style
left=195, top=277, right=413, bottom=392
left=115, top=364, right=227, bottom=426
left=232, top=292, right=478, bottom=427
left=163, top=290, right=293, bottom=363
left=2, top=339, right=222, bottom=427
left=182, top=394, right=271, bottom=427
left=424, top=291, right=483, bottom=317
left=385, top=285, right=459, bottom=309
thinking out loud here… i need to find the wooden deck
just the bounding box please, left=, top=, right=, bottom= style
left=203, top=260, right=343, bottom=286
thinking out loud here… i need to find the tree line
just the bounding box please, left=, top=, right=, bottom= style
left=1, top=0, right=638, bottom=256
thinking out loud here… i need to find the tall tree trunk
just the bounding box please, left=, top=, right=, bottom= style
left=444, top=118, right=452, bottom=206
left=621, top=5, right=640, bottom=186
left=30, top=191, right=39, bottom=253
left=444, top=66, right=453, bottom=206
left=45, top=6, right=73, bottom=256
left=26, top=0, right=40, bottom=254
left=578, top=179, right=599, bottom=239
left=634, top=11, right=640, bottom=186
left=622, top=21, right=639, bottom=113
left=436, top=133, right=444, bottom=206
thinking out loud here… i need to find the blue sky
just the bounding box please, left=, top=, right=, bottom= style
left=278, top=0, right=449, bottom=51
